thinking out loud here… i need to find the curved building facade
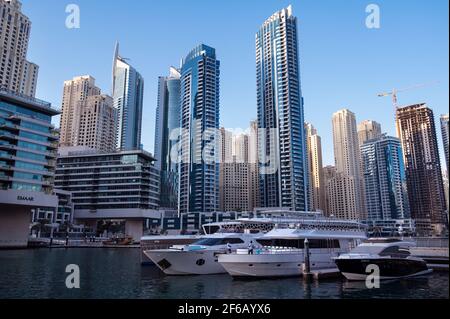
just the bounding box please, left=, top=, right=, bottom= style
left=154, top=67, right=181, bottom=209
left=179, top=44, right=220, bottom=213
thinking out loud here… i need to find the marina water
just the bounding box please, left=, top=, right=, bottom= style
left=0, top=248, right=448, bottom=299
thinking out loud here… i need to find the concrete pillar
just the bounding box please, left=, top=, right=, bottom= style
left=0, top=207, right=31, bottom=248
left=125, top=220, right=143, bottom=242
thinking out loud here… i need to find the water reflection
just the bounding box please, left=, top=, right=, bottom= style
left=0, top=249, right=447, bottom=299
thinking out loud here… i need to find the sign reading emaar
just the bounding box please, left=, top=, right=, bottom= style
left=17, top=196, right=34, bottom=202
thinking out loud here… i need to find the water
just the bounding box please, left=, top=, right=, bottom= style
left=0, top=248, right=448, bottom=299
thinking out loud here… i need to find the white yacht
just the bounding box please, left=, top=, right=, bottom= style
left=143, top=231, right=262, bottom=275
left=143, top=211, right=327, bottom=274
left=218, top=218, right=367, bottom=278
left=140, top=221, right=246, bottom=265
left=334, top=238, right=433, bottom=280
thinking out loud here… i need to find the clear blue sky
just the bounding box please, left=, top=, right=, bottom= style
left=23, top=0, right=449, bottom=167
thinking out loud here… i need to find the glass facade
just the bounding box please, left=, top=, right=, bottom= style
left=112, top=43, right=144, bottom=151
left=55, top=150, right=159, bottom=210
left=179, top=44, right=220, bottom=213
left=361, top=135, right=410, bottom=221
left=154, top=67, right=181, bottom=209
left=256, top=6, right=308, bottom=211
left=0, top=89, right=58, bottom=193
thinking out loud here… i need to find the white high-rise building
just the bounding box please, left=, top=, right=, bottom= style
left=60, top=76, right=101, bottom=147
left=219, top=125, right=259, bottom=212
left=322, top=165, right=336, bottom=216
left=113, top=43, right=144, bottom=151
left=233, top=133, right=249, bottom=163
left=305, top=123, right=325, bottom=213
left=331, top=109, right=365, bottom=219
left=219, top=127, right=233, bottom=164
left=0, top=0, right=39, bottom=97
left=358, top=120, right=382, bottom=146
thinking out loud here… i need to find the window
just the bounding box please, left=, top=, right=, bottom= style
left=221, top=238, right=244, bottom=245
left=12, top=182, right=41, bottom=192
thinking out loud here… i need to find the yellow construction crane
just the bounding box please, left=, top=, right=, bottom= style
left=377, top=81, right=439, bottom=109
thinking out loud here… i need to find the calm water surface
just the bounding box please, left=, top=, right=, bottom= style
left=0, top=248, right=448, bottom=299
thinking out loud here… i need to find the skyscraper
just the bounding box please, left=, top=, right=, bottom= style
left=305, top=123, right=325, bottom=212
left=358, top=120, right=382, bottom=146
left=77, top=95, right=117, bottom=152
left=326, top=172, right=358, bottom=220
left=360, top=134, right=410, bottom=221
left=60, top=76, right=101, bottom=147
left=322, top=165, right=337, bottom=216
left=332, top=109, right=365, bottom=219
left=179, top=44, right=220, bottom=213
left=154, top=67, right=181, bottom=209
left=0, top=0, right=39, bottom=97
left=233, top=133, right=249, bottom=163
left=219, top=127, right=233, bottom=164
left=441, top=114, right=449, bottom=172
left=256, top=5, right=308, bottom=211
left=219, top=129, right=258, bottom=212
left=396, top=103, right=447, bottom=235
left=112, top=43, right=144, bottom=151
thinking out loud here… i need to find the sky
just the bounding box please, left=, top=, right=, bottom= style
left=22, top=0, right=449, bottom=167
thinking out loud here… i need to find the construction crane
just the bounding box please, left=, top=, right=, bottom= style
left=377, top=81, right=439, bottom=109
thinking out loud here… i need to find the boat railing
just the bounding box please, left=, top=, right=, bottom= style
left=258, top=247, right=304, bottom=254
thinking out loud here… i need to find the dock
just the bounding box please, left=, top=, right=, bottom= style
left=307, top=268, right=342, bottom=280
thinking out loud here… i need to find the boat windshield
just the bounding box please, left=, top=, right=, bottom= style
left=350, top=245, right=385, bottom=254
left=193, top=237, right=244, bottom=246
left=351, top=244, right=411, bottom=256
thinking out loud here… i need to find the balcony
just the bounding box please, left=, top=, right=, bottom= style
left=0, top=131, right=16, bottom=141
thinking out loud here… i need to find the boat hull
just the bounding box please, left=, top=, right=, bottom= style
left=219, top=250, right=342, bottom=278
left=144, top=249, right=227, bottom=275
left=335, top=258, right=432, bottom=281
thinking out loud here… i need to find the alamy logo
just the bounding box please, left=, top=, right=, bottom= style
left=365, top=264, right=380, bottom=289
left=65, top=4, right=80, bottom=29
left=65, top=264, right=80, bottom=289
left=366, top=4, right=381, bottom=29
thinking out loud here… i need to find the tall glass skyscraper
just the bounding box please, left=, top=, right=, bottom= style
left=179, top=44, right=220, bottom=213
left=112, top=43, right=144, bottom=151
left=361, top=135, right=410, bottom=221
left=256, top=6, right=308, bottom=211
left=154, top=67, right=181, bottom=209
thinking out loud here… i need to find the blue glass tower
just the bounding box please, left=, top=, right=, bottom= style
left=112, top=43, right=144, bottom=151
left=361, top=135, right=410, bottom=221
left=154, top=67, right=181, bottom=209
left=179, top=44, right=220, bottom=213
left=256, top=6, right=308, bottom=211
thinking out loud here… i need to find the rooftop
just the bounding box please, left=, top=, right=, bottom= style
left=0, top=87, right=60, bottom=116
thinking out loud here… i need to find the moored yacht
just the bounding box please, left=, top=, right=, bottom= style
left=144, top=231, right=262, bottom=275
left=333, top=238, right=432, bottom=280
left=143, top=211, right=329, bottom=274
left=218, top=218, right=367, bottom=278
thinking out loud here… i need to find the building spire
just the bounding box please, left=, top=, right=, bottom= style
left=112, top=41, right=119, bottom=94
